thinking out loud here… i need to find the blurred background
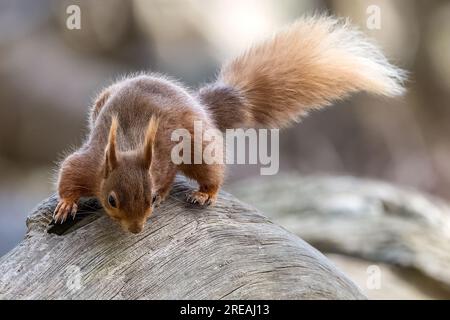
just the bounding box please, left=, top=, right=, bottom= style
left=0, top=0, right=449, bottom=297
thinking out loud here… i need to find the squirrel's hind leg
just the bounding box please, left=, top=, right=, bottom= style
left=181, top=163, right=224, bottom=206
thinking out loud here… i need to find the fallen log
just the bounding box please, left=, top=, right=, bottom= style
left=0, top=177, right=364, bottom=300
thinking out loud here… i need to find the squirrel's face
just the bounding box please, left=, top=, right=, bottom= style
left=100, top=115, right=158, bottom=234
left=100, top=156, right=153, bottom=234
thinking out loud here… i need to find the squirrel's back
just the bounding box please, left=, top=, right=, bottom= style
left=88, top=74, right=209, bottom=152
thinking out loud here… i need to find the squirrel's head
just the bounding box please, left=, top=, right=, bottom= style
left=99, top=116, right=158, bottom=234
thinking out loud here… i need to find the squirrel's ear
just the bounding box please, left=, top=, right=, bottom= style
left=142, top=116, right=159, bottom=169
left=104, top=115, right=119, bottom=177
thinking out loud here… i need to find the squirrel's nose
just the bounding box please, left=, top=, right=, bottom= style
left=128, top=224, right=144, bottom=234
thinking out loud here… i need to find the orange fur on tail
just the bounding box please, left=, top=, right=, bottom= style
left=200, top=16, right=406, bottom=129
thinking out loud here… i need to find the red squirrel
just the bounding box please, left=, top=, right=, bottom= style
left=54, top=16, right=405, bottom=233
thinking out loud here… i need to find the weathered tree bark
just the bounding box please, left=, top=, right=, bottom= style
left=0, top=178, right=364, bottom=300
left=230, top=174, right=450, bottom=296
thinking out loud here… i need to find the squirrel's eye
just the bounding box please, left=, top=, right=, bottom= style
left=108, top=193, right=117, bottom=208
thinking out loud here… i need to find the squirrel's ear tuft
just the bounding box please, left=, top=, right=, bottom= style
left=104, top=115, right=119, bottom=177
left=142, top=116, right=159, bottom=169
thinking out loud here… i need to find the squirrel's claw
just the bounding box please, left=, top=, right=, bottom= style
left=186, top=195, right=198, bottom=205
left=71, top=204, right=78, bottom=220
left=53, top=200, right=78, bottom=224
left=53, top=201, right=62, bottom=219
left=186, top=191, right=216, bottom=206
left=152, top=193, right=162, bottom=208
left=152, top=189, right=170, bottom=208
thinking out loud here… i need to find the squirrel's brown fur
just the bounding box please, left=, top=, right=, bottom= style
left=54, top=16, right=405, bottom=233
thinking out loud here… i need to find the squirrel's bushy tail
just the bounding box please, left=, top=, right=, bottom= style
left=199, top=16, right=406, bottom=130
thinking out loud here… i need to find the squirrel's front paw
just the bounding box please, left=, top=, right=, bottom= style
left=53, top=199, right=78, bottom=224
left=186, top=191, right=217, bottom=206
left=152, top=192, right=166, bottom=208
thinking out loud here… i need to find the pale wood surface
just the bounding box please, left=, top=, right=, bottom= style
left=0, top=178, right=364, bottom=300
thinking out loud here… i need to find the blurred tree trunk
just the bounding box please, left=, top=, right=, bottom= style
left=230, top=174, right=450, bottom=299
